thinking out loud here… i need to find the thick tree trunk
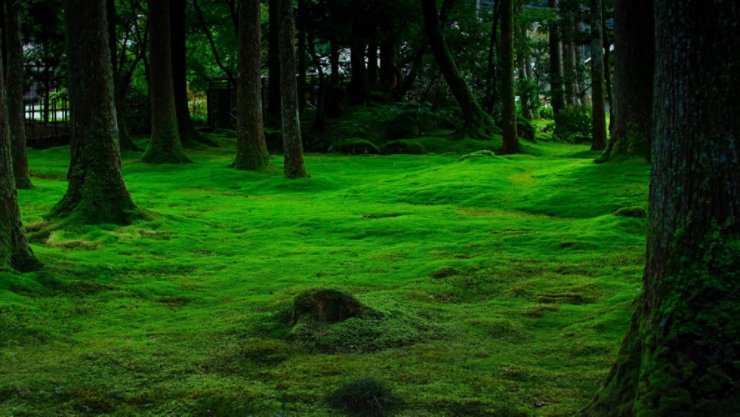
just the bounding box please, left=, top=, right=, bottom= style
left=51, top=0, right=139, bottom=225
left=499, top=0, right=519, bottom=153
left=266, top=0, right=281, bottom=123
left=170, top=0, right=215, bottom=147
left=548, top=0, right=564, bottom=116
left=601, top=0, right=653, bottom=161
left=582, top=1, right=739, bottom=416
left=142, top=0, right=190, bottom=163
left=0, top=28, right=39, bottom=272
left=420, top=0, right=494, bottom=139
left=233, top=0, right=271, bottom=171
left=325, top=41, right=342, bottom=119
left=379, top=39, right=397, bottom=92
left=278, top=0, right=308, bottom=179
left=589, top=0, right=606, bottom=151
left=4, top=0, right=31, bottom=188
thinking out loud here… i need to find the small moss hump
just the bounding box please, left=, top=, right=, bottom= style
left=291, top=288, right=365, bottom=324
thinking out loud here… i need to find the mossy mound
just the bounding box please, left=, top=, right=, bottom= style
left=291, top=288, right=366, bottom=324
left=329, top=138, right=381, bottom=155
left=328, top=377, right=395, bottom=417
left=287, top=290, right=437, bottom=353
left=614, top=207, right=647, bottom=218
left=381, top=140, right=426, bottom=155
left=457, top=150, right=499, bottom=162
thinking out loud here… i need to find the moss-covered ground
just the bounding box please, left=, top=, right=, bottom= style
left=0, top=132, right=649, bottom=416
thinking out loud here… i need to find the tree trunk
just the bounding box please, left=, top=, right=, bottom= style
left=367, top=32, right=378, bottom=92
left=4, top=0, right=31, bottom=188
left=278, top=0, right=308, bottom=179
left=576, top=15, right=588, bottom=106
left=296, top=0, right=307, bottom=114
left=420, top=0, right=494, bottom=139
left=266, top=0, right=281, bottom=123
left=348, top=40, right=368, bottom=105
left=51, top=0, right=139, bottom=225
left=602, top=4, right=613, bottom=135
left=0, top=26, right=39, bottom=272
left=581, top=1, right=739, bottom=416
left=600, top=0, right=653, bottom=161
left=170, top=0, right=215, bottom=147
left=233, top=0, right=271, bottom=171
left=548, top=0, right=564, bottom=116
left=589, top=0, right=606, bottom=151
left=326, top=41, right=342, bottom=118
left=499, top=0, right=519, bottom=153
left=142, top=0, right=190, bottom=163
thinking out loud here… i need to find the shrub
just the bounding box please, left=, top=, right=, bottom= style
left=516, top=116, right=536, bottom=141
left=553, top=105, right=591, bottom=142
left=329, top=138, right=381, bottom=155
left=328, top=377, right=395, bottom=416
left=381, top=140, right=425, bottom=155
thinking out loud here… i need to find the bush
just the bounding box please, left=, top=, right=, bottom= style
left=381, top=140, right=425, bottom=155
left=554, top=105, right=592, bottom=142
left=329, top=138, right=381, bottom=155
left=516, top=116, right=536, bottom=141
left=538, top=105, right=554, bottom=120
left=384, top=111, right=419, bottom=139
left=328, top=377, right=395, bottom=416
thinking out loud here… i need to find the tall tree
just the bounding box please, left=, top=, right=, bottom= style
left=233, top=0, right=271, bottom=171
left=0, top=29, right=39, bottom=272
left=420, top=0, right=494, bottom=139
left=589, top=0, right=606, bottom=151
left=142, top=0, right=190, bottom=163
left=266, top=0, right=281, bottom=123
left=4, top=0, right=31, bottom=188
left=600, top=0, right=653, bottom=160
left=561, top=0, right=578, bottom=106
left=548, top=0, right=565, bottom=117
left=170, top=0, right=215, bottom=147
left=499, top=0, right=519, bottom=153
left=582, top=1, right=739, bottom=415
left=278, top=0, right=308, bottom=179
left=51, top=0, right=139, bottom=225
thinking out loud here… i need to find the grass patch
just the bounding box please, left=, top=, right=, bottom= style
left=0, top=134, right=649, bottom=416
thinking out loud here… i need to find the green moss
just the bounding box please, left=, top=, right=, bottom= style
left=0, top=134, right=651, bottom=415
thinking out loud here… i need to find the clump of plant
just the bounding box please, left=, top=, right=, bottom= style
left=554, top=105, right=592, bottom=142
left=328, top=377, right=395, bottom=416
left=329, top=138, right=381, bottom=155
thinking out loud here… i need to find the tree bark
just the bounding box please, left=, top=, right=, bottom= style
left=233, top=0, right=271, bottom=171
left=561, top=3, right=578, bottom=106
left=51, top=0, right=139, bottom=225
left=142, top=0, right=190, bottom=163
left=348, top=40, right=368, bottom=105
left=266, top=0, right=281, bottom=123
left=420, top=0, right=494, bottom=139
left=278, top=0, right=308, bottom=179
left=170, top=0, right=215, bottom=147
left=0, top=24, right=39, bottom=272
left=548, top=0, right=564, bottom=116
left=589, top=0, right=606, bottom=151
left=499, top=0, right=519, bottom=153
left=4, top=0, right=31, bottom=188
left=296, top=0, right=307, bottom=114
left=600, top=0, right=653, bottom=161
left=582, top=1, right=739, bottom=416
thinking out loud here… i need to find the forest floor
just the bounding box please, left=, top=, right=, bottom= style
left=1, top=132, right=649, bottom=416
